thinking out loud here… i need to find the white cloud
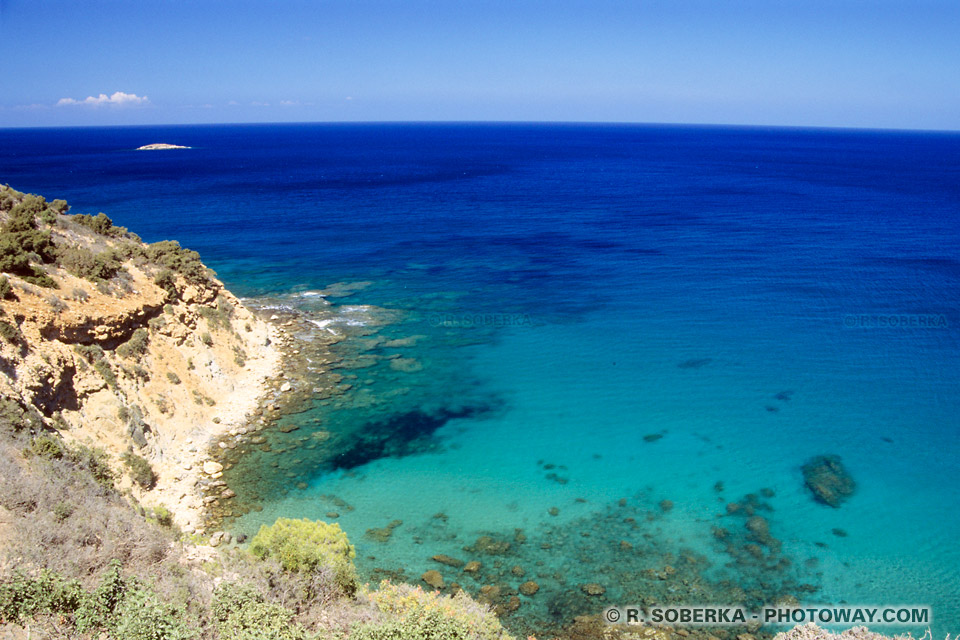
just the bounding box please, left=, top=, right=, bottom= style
left=56, top=91, right=149, bottom=107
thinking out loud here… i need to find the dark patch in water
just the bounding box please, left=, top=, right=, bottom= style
left=331, top=405, right=490, bottom=470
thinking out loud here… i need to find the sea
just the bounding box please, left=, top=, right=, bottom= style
left=1, top=123, right=958, bottom=637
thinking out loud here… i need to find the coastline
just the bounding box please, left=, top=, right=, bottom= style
left=141, top=306, right=285, bottom=536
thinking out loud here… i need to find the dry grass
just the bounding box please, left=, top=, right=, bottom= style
left=0, top=441, right=172, bottom=582
left=775, top=624, right=930, bottom=640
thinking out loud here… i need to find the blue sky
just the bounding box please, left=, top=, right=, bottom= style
left=1, top=0, right=958, bottom=129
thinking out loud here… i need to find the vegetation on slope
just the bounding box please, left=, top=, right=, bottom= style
left=0, top=400, right=511, bottom=639
left=0, top=185, right=513, bottom=639
left=0, top=184, right=213, bottom=296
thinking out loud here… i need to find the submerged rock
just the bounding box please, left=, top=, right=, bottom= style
left=421, top=570, right=445, bottom=589
left=802, top=454, right=856, bottom=507
left=468, top=535, right=511, bottom=555
left=519, top=580, right=540, bottom=596
left=580, top=583, right=606, bottom=596
left=366, top=519, right=403, bottom=542
left=432, top=554, right=464, bottom=567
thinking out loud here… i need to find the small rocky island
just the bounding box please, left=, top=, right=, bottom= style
left=136, top=143, right=190, bottom=150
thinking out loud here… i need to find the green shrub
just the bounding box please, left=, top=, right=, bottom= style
left=0, top=196, right=58, bottom=288
left=71, top=212, right=125, bottom=237
left=0, top=275, right=12, bottom=299
left=40, top=208, right=57, bottom=225
left=155, top=396, right=172, bottom=414
left=212, top=582, right=306, bottom=640
left=0, top=234, right=57, bottom=287
left=51, top=198, right=70, bottom=214
left=112, top=587, right=194, bottom=640
left=0, top=397, right=41, bottom=432
left=200, top=332, right=213, bottom=346
left=23, top=435, right=115, bottom=489
left=122, top=452, right=156, bottom=489
left=359, top=581, right=514, bottom=640
left=0, top=319, right=22, bottom=343
left=67, top=443, right=115, bottom=489
left=151, top=506, right=174, bottom=527
left=166, top=371, right=181, bottom=385
left=27, top=434, right=65, bottom=460
left=155, top=268, right=178, bottom=299
left=0, top=569, right=85, bottom=622
left=11, top=194, right=47, bottom=218
left=75, top=559, right=127, bottom=630
left=146, top=240, right=210, bottom=285
left=353, top=605, right=474, bottom=640
left=249, top=517, right=357, bottom=593
left=94, top=359, right=118, bottom=387
left=199, top=305, right=226, bottom=329
left=54, top=500, right=75, bottom=522
left=76, top=343, right=106, bottom=363
left=117, top=327, right=150, bottom=359
left=58, top=245, right=122, bottom=282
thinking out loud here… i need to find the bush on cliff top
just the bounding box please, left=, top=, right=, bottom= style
left=0, top=561, right=193, bottom=640
left=356, top=581, right=514, bottom=640
left=57, top=245, right=123, bottom=283
left=0, top=193, right=58, bottom=287
left=0, top=188, right=212, bottom=294
left=71, top=211, right=131, bottom=239
left=146, top=240, right=211, bottom=286
left=212, top=581, right=307, bottom=640
left=250, top=517, right=357, bottom=594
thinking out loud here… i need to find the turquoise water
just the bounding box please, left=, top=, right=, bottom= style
left=2, top=123, right=958, bottom=635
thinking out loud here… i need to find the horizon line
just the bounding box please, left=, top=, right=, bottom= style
left=1, top=119, right=958, bottom=135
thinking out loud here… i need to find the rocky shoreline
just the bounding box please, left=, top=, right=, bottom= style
left=183, top=295, right=358, bottom=541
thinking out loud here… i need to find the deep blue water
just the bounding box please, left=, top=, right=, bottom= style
left=2, top=123, right=959, bottom=635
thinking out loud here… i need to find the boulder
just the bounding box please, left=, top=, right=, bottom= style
left=202, top=460, right=223, bottom=475
left=431, top=554, right=464, bottom=568
left=421, top=570, right=445, bottom=589
left=802, top=454, right=856, bottom=507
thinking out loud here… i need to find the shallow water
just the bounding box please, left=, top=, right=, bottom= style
left=2, top=123, right=958, bottom=635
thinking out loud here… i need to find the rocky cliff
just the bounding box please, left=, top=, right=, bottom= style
left=0, top=185, right=280, bottom=529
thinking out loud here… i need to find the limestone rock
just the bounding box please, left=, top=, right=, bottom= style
left=421, top=570, right=445, bottom=589
left=202, top=461, right=223, bottom=475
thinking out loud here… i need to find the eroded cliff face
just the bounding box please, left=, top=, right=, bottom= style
left=0, top=186, right=280, bottom=526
